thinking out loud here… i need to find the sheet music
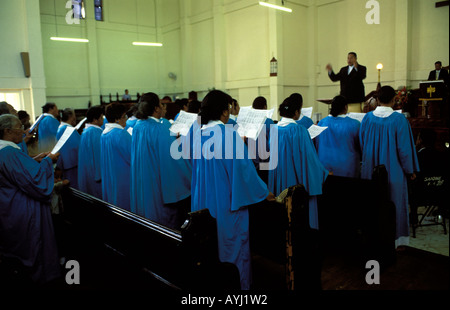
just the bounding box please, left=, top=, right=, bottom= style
left=75, top=117, right=87, bottom=130
left=28, top=114, right=45, bottom=132
left=347, top=112, right=366, bottom=123
left=127, top=127, right=133, bottom=135
left=169, top=110, right=198, bottom=136
left=301, top=107, right=313, bottom=118
left=236, top=108, right=268, bottom=140
left=51, top=126, right=76, bottom=154
left=308, top=125, right=327, bottom=139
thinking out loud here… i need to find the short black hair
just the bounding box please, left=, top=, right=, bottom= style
left=199, top=90, right=232, bottom=125
left=42, top=102, right=56, bottom=113
left=348, top=52, right=357, bottom=58
left=61, top=108, right=75, bottom=122
left=17, top=110, right=29, bottom=120
left=377, top=86, right=396, bottom=104
left=330, top=95, right=348, bottom=117
left=187, top=100, right=201, bottom=114
left=105, top=103, right=128, bottom=123
left=435, top=61, right=442, bottom=66
left=279, top=96, right=301, bottom=118
left=252, top=96, right=267, bottom=110
left=86, top=105, right=104, bottom=123
left=289, top=93, right=304, bottom=109
left=136, top=92, right=160, bottom=119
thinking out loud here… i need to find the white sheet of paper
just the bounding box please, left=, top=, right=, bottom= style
left=169, top=110, right=198, bottom=136
left=301, top=107, right=313, bottom=118
left=28, top=114, right=45, bottom=132
left=127, top=127, right=133, bottom=135
left=51, top=126, right=76, bottom=154
left=347, top=112, right=366, bottom=123
left=75, top=117, right=87, bottom=130
left=236, top=108, right=268, bottom=140
left=308, top=125, right=327, bottom=139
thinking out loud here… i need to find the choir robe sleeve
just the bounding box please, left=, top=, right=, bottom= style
left=1, top=148, right=54, bottom=201
left=158, top=125, right=192, bottom=204
left=38, top=116, right=59, bottom=152
left=397, top=117, right=420, bottom=175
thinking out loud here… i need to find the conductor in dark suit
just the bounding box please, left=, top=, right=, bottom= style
left=326, top=52, right=367, bottom=104
left=428, top=61, right=449, bottom=87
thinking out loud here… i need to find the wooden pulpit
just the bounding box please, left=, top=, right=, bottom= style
left=417, top=80, right=446, bottom=119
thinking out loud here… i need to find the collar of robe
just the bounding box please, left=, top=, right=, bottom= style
left=0, top=139, right=21, bottom=151
left=277, top=117, right=298, bottom=127
left=84, top=124, right=102, bottom=130
left=103, top=123, right=124, bottom=134
left=201, top=120, right=225, bottom=130
left=229, top=114, right=237, bottom=121
left=373, top=106, right=394, bottom=118
left=43, top=113, right=58, bottom=120
left=58, top=122, right=73, bottom=130
left=148, top=116, right=161, bottom=123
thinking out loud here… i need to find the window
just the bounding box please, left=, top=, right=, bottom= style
left=72, top=0, right=85, bottom=20
left=94, top=0, right=103, bottom=21
left=0, top=91, right=24, bottom=112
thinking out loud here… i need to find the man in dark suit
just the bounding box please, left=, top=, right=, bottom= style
left=326, top=52, right=367, bottom=104
left=428, top=61, right=449, bottom=87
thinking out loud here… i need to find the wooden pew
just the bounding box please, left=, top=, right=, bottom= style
left=318, top=165, right=397, bottom=270
left=60, top=188, right=240, bottom=290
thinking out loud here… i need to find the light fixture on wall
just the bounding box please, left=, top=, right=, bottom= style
left=50, top=0, right=89, bottom=43
left=270, top=56, right=278, bottom=76
left=259, top=0, right=292, bottom=13
left=376, top=63, right=383, bottom=88
left=132, top=0, right=163, bottom=47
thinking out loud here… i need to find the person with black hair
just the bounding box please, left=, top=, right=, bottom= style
left=187, top=99, right=201, bottom=114
left=227, top=98, right=240, bottom=125
left=289, top=93, right=314, bottom=129
left=326, top=52, right=367, bottom=108
left=427, top=61, right=449, bottom=87
left=56, top=108, right=81, bottom=189
left=268, top=96, right=329, bottom=231
left=38, top=102, right=60, bottom=153
left=315, top=95, right=361, bottom=178
left=130, top=92, right=192, bottom=230
left=192, top=90, right=275, bottom=290
left=125, top=103, right=139, bottom=129
left=78, top=105, right=104, bottom=199
left=360, top=85, right=420, bottom=250
left=101, top=103, right=131, bottom=211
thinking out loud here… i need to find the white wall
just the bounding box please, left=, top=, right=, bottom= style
left=8, top=0, right=445, bottom=120
left=0, top=0, right=47, bottom=120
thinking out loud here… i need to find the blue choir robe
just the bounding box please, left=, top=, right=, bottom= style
left=296, top=115, right=314, bottom=129
left=249, top=117, right=274, bottom=168
left=125, top=116, right=138, bottom=129
left=360, top=107, right=420, bottom=247
left=268, top=118, right=329, bottom=230
left=160, top=117, right=172, bottom=129
left=0, top=140, right=60, bottom=284
left=101, top=124, right=132, bottom=211
left=56, top=123, right=80, bottom=189
left=227, top=115, right=238, bottom=126
left=315, top=115, right=361, bottom=178
left=130, top=117, right=192, bottom=229
left=38, top=114, right=59, bottom=153
left=17, top=138, right=28, bottom=154
left=78, top=124, right=102, bottom=198
left=191, top=121, right=269, bottom=290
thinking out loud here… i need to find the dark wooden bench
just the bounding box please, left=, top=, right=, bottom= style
left=59, top=188, right=240, bottom=290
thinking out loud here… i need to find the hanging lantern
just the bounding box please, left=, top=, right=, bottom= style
left=270, top=57, right=278, bottom=77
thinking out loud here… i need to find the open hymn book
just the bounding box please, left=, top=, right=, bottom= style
left=51, top=126, right=76, bottom=154
left=169, top=111, right=198, bottom=136
left=236, top=106, right=274, bottom=140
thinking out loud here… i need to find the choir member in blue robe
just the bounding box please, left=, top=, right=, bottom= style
left=0, top=102, right=29, bottom=154
left=101, top=103, right=131, bottom=211
left=289, top=93, right=314, bottom=128
left=360, top=86, right=420, bottom=249
left=0, top=114, right=61, bottom=284
left=78, top=105, right=104, bottom=199
left=191, top=90, right=275, bottom=290
left=125, top=103, right=139, bottom=129
left=315, top=95, right=361, bottom=178
left=38, top=103, right=60, bottom=153
left=56, top=108, right=80, bottom=189
left=268, top=96, right=329, bottom=230
left=130, top=93, right=192, bottom=230
left=248, top=96, right=274, bottom=184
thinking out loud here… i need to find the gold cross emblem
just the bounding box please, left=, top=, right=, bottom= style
left=427, top=85, right=436, bottom=98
